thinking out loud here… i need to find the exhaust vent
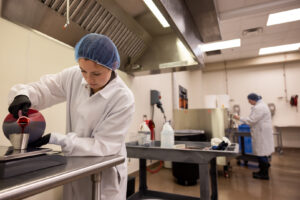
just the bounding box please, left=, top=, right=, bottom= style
left=39, top=0, right=147, bottom=59
left=205, top=50, right=221, bottom=56
left=242, top=27, right=263, bottom=38
left=1, top=0, right=152, bottom=72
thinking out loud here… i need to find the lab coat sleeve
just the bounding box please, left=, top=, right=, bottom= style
left=240, top=106, right=264, bottom=126
left=8, top=68, right=73, bottom=110
left=50, top=93, right=135, bottom=156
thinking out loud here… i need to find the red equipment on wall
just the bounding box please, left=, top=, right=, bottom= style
left=143, top=115, right=155, bottom=140
left=145, top=119, right=155, bottom=140
left=290, top=95, right=298, bottom=107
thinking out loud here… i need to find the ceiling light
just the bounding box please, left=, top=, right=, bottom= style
left=143, top=0, right=170, bottom=28
left=199, top=39, right=241, bottom=52
left=259, top=43, right=300, bottom=55
left=267, top=8, right=300, bottom=26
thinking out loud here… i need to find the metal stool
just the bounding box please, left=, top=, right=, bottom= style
left=273, top=131, right=283, bottom=154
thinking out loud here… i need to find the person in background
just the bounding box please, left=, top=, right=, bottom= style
left=233, top=93, right=274, bottom=180
left=8, top=33, right=135, bottom=200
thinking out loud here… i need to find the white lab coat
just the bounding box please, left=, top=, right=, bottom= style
left=240, top=100, right=274, bottom=156
left=8, top=66, right=135, bottom=200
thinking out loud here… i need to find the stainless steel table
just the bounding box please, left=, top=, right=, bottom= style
left=0, top=154, right=125, bottom=200
left=274, top=125, right=300, bottom=153
left=126, top=141, right=239, bottom=200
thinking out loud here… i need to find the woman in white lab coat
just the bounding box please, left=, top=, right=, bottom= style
left=233, top=93, right=274, bottom=180
left=8, top=33, right=135, bottom=199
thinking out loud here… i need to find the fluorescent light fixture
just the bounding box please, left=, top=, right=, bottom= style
left=199, top=39, right=241, bottom=52
left=267, top=8, right=300, bottom=26
left=143, top=0, right=170, bottom=28
left=259, top=43, right=300, bottom=55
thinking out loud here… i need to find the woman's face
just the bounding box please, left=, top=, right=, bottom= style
left=78, top=58, right=112, bottom=93
left=248, top=99, right=257, bottom=105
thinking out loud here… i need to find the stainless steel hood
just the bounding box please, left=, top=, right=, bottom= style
left=0, top=0, right=152, bottom=72
left=128, top=0, right=221, bottom=75
left=1, top=0, right=221, bottom=76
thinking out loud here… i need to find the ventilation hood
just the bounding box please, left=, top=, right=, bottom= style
left=1, top=0, right=221, bottom=76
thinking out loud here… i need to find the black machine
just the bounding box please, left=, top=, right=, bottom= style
left=0, top=146, right=66, bottom=179
left=172, top=130, right=206, bottom=186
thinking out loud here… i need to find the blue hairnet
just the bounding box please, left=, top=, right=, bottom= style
left=75, top=33, right=120, bottom=70
left=247, top=93, right=262, bottom=101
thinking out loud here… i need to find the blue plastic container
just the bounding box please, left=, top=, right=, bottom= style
left=238, top=124, right=251, bottom=132
left=238, top=124, right=252, bottom=154
left=238, top=136, right=253, bottom=154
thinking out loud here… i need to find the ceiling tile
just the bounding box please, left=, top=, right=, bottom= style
left=242, top=36, right=263, bottom=45
left=264, top=23, right=292, bottom=34
left=240, top=43, right=261, bottom=51
left=219, top=18, right=241, bottom=34
left=216, top=0, right=245, bottom=13
left=224, top=53, right=241, bottom=61
left=261, top=33, right=284, bottom=44
left=240, top=14, right=267, bottom=30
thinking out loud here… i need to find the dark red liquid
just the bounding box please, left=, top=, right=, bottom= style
left=17, top=117, right=30, bottom=133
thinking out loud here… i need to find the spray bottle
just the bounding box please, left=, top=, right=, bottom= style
left=138, top=120, right=151, bottom=146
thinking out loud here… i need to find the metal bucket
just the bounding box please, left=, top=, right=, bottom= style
left=9, top=133, right=29, bottom=150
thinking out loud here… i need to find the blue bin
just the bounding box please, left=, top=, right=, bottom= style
left=238, top=124, right=251, bottom=132
left=238, top=136, right=253, bottom=154
left=238, top=124, right=252, bottom=154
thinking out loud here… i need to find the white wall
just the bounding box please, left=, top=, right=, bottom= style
left=201, top=62, right=300, bottom=148
left=189, top=70, right=203, bottom=108
left=0, top=18, right=76, bottom=200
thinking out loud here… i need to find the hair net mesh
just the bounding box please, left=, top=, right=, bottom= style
left=75, top=33, right=120, bottom=70
left=247, top=93, right=262, bottom=101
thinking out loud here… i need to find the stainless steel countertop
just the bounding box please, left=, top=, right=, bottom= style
left=0, top=155, right=125, bottom=200
left=0, top=146, right=52, bottom=161
left=126, top=141, right=239, bottom=164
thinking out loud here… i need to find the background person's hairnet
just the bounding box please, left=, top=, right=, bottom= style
left=75, top=33, right=120, bottom=70
left=247, top=93, right=262, bottom=101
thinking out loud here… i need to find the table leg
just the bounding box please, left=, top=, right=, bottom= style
left=92, top=172, right=102, bottom=200
left=241, top=136, right=245, bottom=155
left=279, top=130, right=283, bottom=154
left=199, top=163, right=210, bottom=200
left=210, top=158, right=218, bottom=200
left=139, top=159, right=147, bottom=193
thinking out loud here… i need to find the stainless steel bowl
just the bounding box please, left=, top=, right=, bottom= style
left=9, top=133, right=29, bottom=150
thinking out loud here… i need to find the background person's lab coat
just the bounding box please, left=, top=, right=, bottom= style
left=240, top=99, right=274, bottom=156
left=8, top=66, right=135, bottom=200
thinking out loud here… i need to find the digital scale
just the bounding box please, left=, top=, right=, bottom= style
left=0, top=146, right=66, bottom=179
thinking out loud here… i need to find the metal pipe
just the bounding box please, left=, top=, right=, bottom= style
left=92, top=173, right=102, bottom=200
left=63, top=0, right=70, bottom=29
